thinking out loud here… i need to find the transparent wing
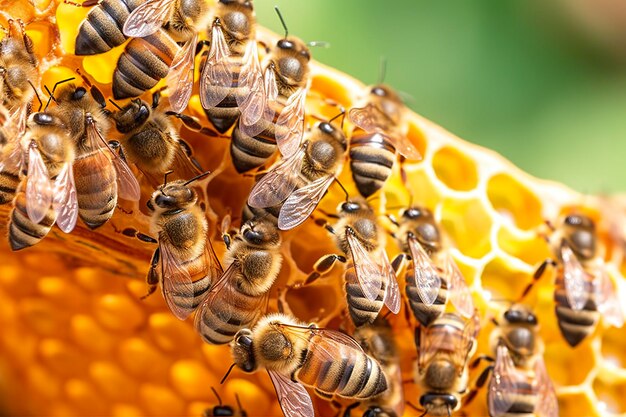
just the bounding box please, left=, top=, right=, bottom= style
left=275, top=87, right=307, bottom=158
left=561, top=244, right=589, bottom=311
left=167, top=34, right=197, bottom=113
left=385, top=131, right=421, bottom=160
left=380, top=250, right=401, bottom=314
left=346, top=229, right=383, bottom=302
left=25, top=144, right=52, bottom=224
left=9, top=102, right=28, bottom=139
left=278, top=175, right=334, bottom=231
left=488, top=345, right=526, bottom=417
left=239, top=105, right=274, bottom=138
left=443, top=252, right=474, bottom=318
left=52, top=163, right=78, bottom=233
left=237, top=41, right=265, bottom=127
left=268, top=371, right=314, bottom=417
left=247, top=148, right=305, bottom=208
left=534, top=356, right=559, bottom=417
left=199, top=24, right=232, bottom=109
left=594, top=265, right=624, bottom=328
left=407, top=237, right=441, bottom=306
left=123, top=0, right=174, bottom=37
left=159, top=240, right=195, bottom=320
left=312, top=328, right=365, bottom=353
left=264, top=65, right=278, bottom=102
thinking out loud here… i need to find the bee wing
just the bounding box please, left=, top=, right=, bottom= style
left=560, top=244, right=589, bottom=311
left=276, top=87, right=307, bottom=158
left=264, top=65, right=279, bottom=102
left=0, top=142, right=23, bottom=175
left=312, top=328, right=365, bottom=353
left=159, top=240, right=195, bottom=320
left=346, top=228, right=383, bottom=302
left=167, top=34, right=198, bottom=113
left=443, top=252, right=474, bottom=318
left=385, top=131, right=422, bottom=160
left=237, top=41, right=265, bottom=127
left=248, top=148, right=305, bottom=208
left=9, top=102, right=28, bottom=139
left=594, top=265, right=624, bottom=328
left=268, top=370, right=314, bottom=417
left=534, top=356, right=559, bottom=417
left=123, top=0, right=174, bottom=37
left=25, top=144, right=53, bottom=224
left=239, top=105, right=274, bottom=138
left=488, top=345, right=526, bottom=417
left=52, top=162, right=78, bottom=233
left=407, top=237, right=441, bottom=306
left=348, top=103, right=393, bottom=134
left=199, top=24, right=233, bottom=109
left=278, top=174, right=335, bottom=231
left=380, top=250, right=401, bottom=314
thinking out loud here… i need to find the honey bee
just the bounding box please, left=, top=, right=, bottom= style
left=390, top=206, right=474, bottom=326
left=230, top=313, right=389, bottom=417
left=194, top=217, right=282, bottom=344
left=230, top=11, right=311, bottom=173
left=343, top=319, right=404, bottom=417
left=527, top=213, right=624, bottom=347
left=46, top=81, right=140, bottom=228
left=470, top=305, right=558, bottom=417
left=138, top=173, right=222, bottom=321
left=7, top=112, right=78, bottom=250
left=348, top=85, right=421, bottom=197
left=247, top=116, right=347, bottom=230
left=110, top=89, right=201, bottom=186
left=414, top=313, right=478, bottom=417
left=306, top=198, right=401, bottom=327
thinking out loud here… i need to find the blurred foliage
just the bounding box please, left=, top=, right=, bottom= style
left=257, top=0, right=626, bottom=193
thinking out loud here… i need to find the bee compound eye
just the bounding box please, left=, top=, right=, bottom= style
left=277, top=39, right=294, bottom=50
left=73, top=87, right=87, bottom=100
left=33, top=112, right=53, bottom=125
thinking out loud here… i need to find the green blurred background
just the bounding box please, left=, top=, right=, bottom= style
left=255, top=0, right=626, bottom=194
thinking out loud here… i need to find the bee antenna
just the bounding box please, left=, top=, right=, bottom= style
left=183, top=170, right=211, bottom=186
left=75, top=68, right=92, bottom=88
left=328, top=108, right=346, bottom=128
left=333, top=178, right=350, bottom=202
left=378, top=56, right=387, bottom=85
left=398, top=90, right=415, bottom=105
left=210, top=387, right=223, bottom=406
left=220, top=363, right=237, bottom=385
left=28, top=80, right=42, bottom=112
left=235, top=393, right=244, bottom=412
left=307, top=41, right=330, bottom=48
left=108, top=99, right=123, bottom=111
left=44, top=85, right=56, bottom=110
left=274, top=6, right=288, bottom=38
left=163, top=170, right=174, bottom=187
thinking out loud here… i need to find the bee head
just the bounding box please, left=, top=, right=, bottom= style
left=218, top=0, right=254, bottom=44
left=419, top=392, right=458, bottom=415
left=562, top=213, right=596, bottom=260
left=113, top=99, right=150, bottom=133
left=232, top=329, right=257, bottom=373
left=503, top=304, right=538, bottom=326
left=151, top=180, right=197, bottom=211
left=241, top=219, right=281, bottom=247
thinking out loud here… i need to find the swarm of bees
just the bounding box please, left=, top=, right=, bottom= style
left=1, top=1, right=624, bottom=416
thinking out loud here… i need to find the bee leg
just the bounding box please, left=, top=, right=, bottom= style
left=165, top=111, right=227, bottom=139
left=64, top=0, right=99, bottom=6
left=304, top=254, right=347, bottom=285
left=341, top=402, right=360, bottom=417
left=178, top=139, right=204, bottom=172
left=391, top=253, right=407, bottom=274
left=136, top=232, right=158, bottom=244
left=520, top=258, right=557, bottom=300
left=195, top=40, right=211, bottom=56
left=141, top=247, right=160, bottom=300
left=469, top=354, right=494, bottom=370
left=463, top=363, right=493, bottom=406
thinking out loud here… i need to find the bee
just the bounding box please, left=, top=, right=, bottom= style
left=71, top=0, right=144, bottom=56
left=110, top=89, right=201, bottom=186
left=527, top=213, right=624, bottom=347
left=306, top=198, right=400, bottom=327
left=390, top=206, right=474, bottom=326
left=46, top=81, right=140, bottom=228
left=348, top=84, right=421, bottom=197
left=230, top=9, right=311, bottom=173
left=414, top=313, right=478, bottom=417
left=230, top=313, right=388, bottom=417
left=137, top=172, right=222, bottom=320
left=7, top=112, right=78, bottom=251
left=246, top=115, right=347, bottom=230
left=470, top=305, right=558, bottom=417
left=343, top=318, right=404, bottom=417
left=194, top=217, right=282, bottom=345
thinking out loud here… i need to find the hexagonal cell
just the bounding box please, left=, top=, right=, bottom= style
left=288, top=224, right=337, bottom=275
left=440, top=197, right=492, bottom=259
left=310, top=74, right=353, bottom=109
left=558, top=392, right=600, bottom=417
left=397, top=166, right=442, bottom=211
left=486, top=173, right=543, bottom=230
left=497, top=227, right=551, bottom=267
left=601, top=326, right=626, bottom=370
left=544, top=340, right=596, bottom=388
left=432, top=146, right=479, bottom=192
left=593, top=377, right=626, bottom=415
left=406, top=121, right=428, bottom=162
left=481, top=257, right=531, bottom=302
left=284, top=284, right=340, bottom=324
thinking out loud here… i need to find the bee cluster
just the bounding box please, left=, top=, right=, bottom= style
left=0, top=1, right=624, bottom=416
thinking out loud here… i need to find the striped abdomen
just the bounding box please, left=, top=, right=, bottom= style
left=203, top=57, right=245, bottom=133
left=0, top=169, right=20, bottom=205
left=554, top=272, right=598, bottom=347
left=8, top=188, right=55, bottom=251
left=113, top=32, right=177, bottom=99
left=297, top=335, right=387, bottom=400
left=75, top=0, right=143, bottom=55
left=406, top=266, right=448, bottom=327
left=162, top=245, right=213, bottom=314
left=349, top=131, right=396, bottom=198
left=345, top=263, right=384, bottom=327
left=73, top=151, right=117, bottom=229
left=491, top=377, right=537, bottom=417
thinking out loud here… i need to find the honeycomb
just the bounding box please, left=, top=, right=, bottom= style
left=0, top=1, right=625, bottom=416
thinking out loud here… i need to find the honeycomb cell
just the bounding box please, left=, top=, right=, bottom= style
left=148, top=313, right=198, bottom=352
left=393, top=165, right=441, bottom=210
left=94, top=294, right=147, bottom=332
left=89, top=361, right=138, bottom=402
left=284, top=284, right=340, bottom=323
left=37, top=276, right=87, bottom=310
left=310, top=74, right=353, bottom=109
left=65, top=378, right=108, bottom=415
left=25, top=364, right=62, bottom=400
left=487, top=173, right=544, bottom=230
left=593, top=377, right=626, bottom=415
left=559, top=392, right=601, bottom=417
left=544, top=339, right=596, bottom=387
left=223, top=378, right=272, bottom=417
left=170, top=359, right=220, bottom=400
left=601, top=326, right=626, bottom=370
left=70, top=314, right=118, bottom=354
left=19, top=298, right=70, bottom=337
left=480, top=257, right=531, bottom=302
left=406, top=120, right=428, bottom=161
left=432, top=146, right=479, bottom=191
left=139, top=384, right=186, bottom=417
left=288, top=226, right=337, bottom=274
left=117, top=338, right=172, bottom=381
left=440, top=197, right=493, bottom=258
left=39, top=338, right=88, bottom=377
left=497, top=226, right=550, bottom=267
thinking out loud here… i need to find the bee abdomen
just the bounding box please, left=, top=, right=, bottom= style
left=406, top=274, right=447, bottom=327
left=554, top=289, right=598, bottom=347
left=8, top=192, right=55, bottom=251
left=0, top=171, right=19, bottom=204
left=241, top=203, right=280, bottom=225
left=493, top=380, right=536, bottom=416
left=298, top=338, right=387, bottom=399
left=349, top=136, right=395, bottom=198
left=345, top=268, right=384, bottom=327
left=75, top=0, right=143, bottom=55
left=113, top=34, right=176, bottom=99
left=74, top=158, right=117, bottom=229
left=167, top=261, right=212, bottom=313
left=231, top=124, right=277, bottom=173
